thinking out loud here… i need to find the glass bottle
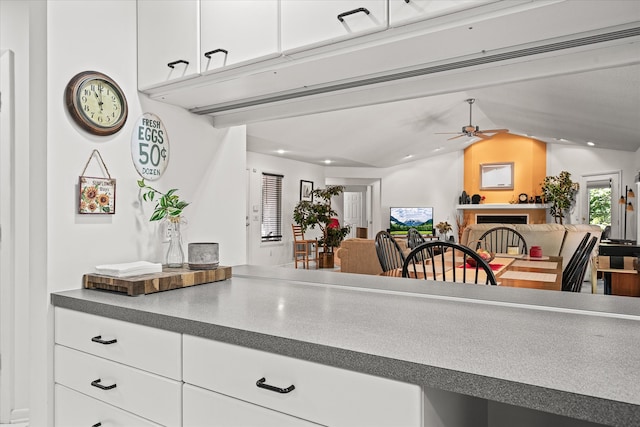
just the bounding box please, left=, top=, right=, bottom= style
left=166, top=216, right=184, bottom=268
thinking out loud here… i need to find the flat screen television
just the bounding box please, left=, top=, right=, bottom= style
left=389, top=207, right=434, bottom=236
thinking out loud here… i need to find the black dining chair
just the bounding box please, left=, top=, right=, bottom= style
left=402, top=241, right=497, bottom=285
left=562, top=236, right=598, bottom=292
left=475, top=226, right=528, bottom=255
left=562, top=232, right=591, bottom=278
left=374, top=230, right=406, bottom=273
left=407, top=227, right=426, bottom=249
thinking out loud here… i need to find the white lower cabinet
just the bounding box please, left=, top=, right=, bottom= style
left=55, top=383, right=161, bottom=427
left=183, top=334, right=422, bottom=427
left=55, top=345, right=182, bottom=426
left=184, top=384, right=322, bottom=426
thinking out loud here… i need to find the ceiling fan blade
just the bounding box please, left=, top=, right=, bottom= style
left=480, top=128, right=509, bottom=134
left=435, top=132, right=463, bottom=135
left=475, top=133, right=491, bottom=140
left=447, top=134, right=466, bottom=141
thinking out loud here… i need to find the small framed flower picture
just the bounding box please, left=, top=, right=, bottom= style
left=300, top=180, right=314, bottom=201
left=79, top=176, right=116, bottom=214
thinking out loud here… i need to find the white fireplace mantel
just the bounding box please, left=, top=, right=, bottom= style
left=456, top=204, right=549, bottom=210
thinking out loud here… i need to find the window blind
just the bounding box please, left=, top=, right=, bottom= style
left=261, top=173, right=283, bottom=242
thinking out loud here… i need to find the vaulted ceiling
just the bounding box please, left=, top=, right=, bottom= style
left=246, top=62, right=640, bottom=168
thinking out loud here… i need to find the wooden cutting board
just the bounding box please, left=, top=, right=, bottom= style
left=83, top=265, right=232, bottom=296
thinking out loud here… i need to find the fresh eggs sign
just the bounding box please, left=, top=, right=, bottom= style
left=131, top=113, right=169, bottom=180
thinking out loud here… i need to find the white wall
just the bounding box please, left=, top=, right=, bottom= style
left=2, top=1, right=247, bottom=425
left=246, top=151, right=325, bottom=265
left=547, top=144, right=637, bottom=236
left=329, top=150, right=465, bottom=237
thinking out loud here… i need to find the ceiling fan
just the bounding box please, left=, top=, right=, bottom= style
left=437, top=98, right=508, bottom=140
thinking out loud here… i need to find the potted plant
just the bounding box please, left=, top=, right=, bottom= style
left=293, top=185, right=351, bottom=268
left=540, top=171, right=579, bottom=224
left=138, top=179, right=190, bottom=267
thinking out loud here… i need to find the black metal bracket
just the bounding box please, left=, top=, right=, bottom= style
left=337, top=7, right=370, bottom=22
left=92, top=423, right=102, bottom=427
left=91, top=378, right=117, bottom=390
left=256, top=377, right=295, bottom=394
left=204, top=48, right=229, bottom=59
left=167, top=60, right=189, bottom=69
left=91, top=335, right=117, bottom=345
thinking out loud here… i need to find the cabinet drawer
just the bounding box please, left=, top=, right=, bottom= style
left=55, top=384, right=161, bottom=427
left=183, top=335, right=422, bottom=427
left=183, top=384, right=322, bottom=427
left=55, top=345, right=181, bottom=427
left=55, top=307, right=181, bottom=380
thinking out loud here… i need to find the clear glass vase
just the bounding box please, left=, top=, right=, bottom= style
left=166, top=216, right=184, bottom=268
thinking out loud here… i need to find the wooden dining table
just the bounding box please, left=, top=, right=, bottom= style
left=493, top=255, right=563, bottom=291
left=381, top=254, right=563, bottom=291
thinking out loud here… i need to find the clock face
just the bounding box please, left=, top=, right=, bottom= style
left=66, top=71, right=128, bottom=136
left=519, top=193, right=528, bottom=202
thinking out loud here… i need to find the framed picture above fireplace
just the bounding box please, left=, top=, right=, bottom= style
left=480, top=162, right=514, bottom=190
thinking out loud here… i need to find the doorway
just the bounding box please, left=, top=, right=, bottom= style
left=343, top=191, right=365, bottom=238
left=581, top=172, right=620, bottom=238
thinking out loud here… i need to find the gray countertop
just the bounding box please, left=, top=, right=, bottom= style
left=51, top=265, right=640, bottom=426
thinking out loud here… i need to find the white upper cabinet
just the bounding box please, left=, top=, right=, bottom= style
left=200, top=0, right=280, bottom=74
left=389, top=0, right=498, bottom=27
left=281, top=0, right=387, bottom=53
left=137, top=0, right=200, bottom=90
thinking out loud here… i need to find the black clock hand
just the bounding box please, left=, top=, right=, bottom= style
left=97, top=84, right=104, bottom=111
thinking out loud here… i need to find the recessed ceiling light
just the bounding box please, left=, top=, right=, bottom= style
left=556, top=138, right=568, bottom=142
left=403, top=154, right=414, bottom=159
left=324, top=159, right=332, bottom=164
left=587, top=141, right=595, bottom=146
left=434, top=147, right=442, bottom=152
left=276, top=149, right=286, bottom=154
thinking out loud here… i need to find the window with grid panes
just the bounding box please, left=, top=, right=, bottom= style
left=261, top=173, right=283, bottom=242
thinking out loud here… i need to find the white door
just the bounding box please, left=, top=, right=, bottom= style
left=344, top=192, right=364, bottom=239
left=0, top=49, right=15, bottom=423
left=580, top=172, right=620, bottom=238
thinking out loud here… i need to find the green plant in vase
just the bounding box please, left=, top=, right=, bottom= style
left=435, top=221, right=452, bottom=241
left=137, top=179, right=190, bottom=267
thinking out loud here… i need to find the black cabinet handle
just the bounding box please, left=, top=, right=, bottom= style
left=204, top=48, right=228, bottom=59
left=337, top=7, right=370, bottom=22
left=92, top=423, right=102, bottom=427
left=404, top=0, right=410, bottom=3
left=167, top=60, right=189, bottom=69
left=91, top=335, right=117, bottom=345
left=91, top=379, right=117, bottom=390
left=256, top=377, right=295, bottom=394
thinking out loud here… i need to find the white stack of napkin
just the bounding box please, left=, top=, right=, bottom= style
left=95, top=261, right=163, bottom=278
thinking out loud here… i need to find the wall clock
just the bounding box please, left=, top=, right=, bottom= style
left=65, top=71, right=128, bottom=136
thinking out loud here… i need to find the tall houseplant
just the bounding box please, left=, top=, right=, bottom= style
left=293, top=185, right=351, bottom=268
left=541, top=171, right=579, bottom=224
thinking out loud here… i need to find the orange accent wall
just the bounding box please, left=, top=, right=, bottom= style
left=463, top=134, right=546, bottom=204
